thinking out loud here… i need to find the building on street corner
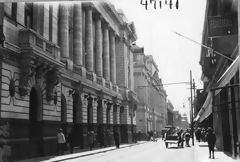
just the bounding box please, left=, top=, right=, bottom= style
left=0, top=1, right=138, bottom=161
left=133, top=45, right=168, bottom=138
left=195, top=0, right=240, bottom=159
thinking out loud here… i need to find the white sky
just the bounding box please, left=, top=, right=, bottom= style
left=110, top=0, right=207, bottom=118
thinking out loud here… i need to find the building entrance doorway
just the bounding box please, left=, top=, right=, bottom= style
left=29, top=86, right=43, bottom=156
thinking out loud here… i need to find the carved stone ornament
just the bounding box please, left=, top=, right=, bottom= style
left=9, top=78, right=15, bottom=97
left=46, top=68, right=60, bottom=101
left=19, top=55, right=35, bottom=96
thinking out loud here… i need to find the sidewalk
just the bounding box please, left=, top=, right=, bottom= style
left=14, top=141, right=147, bottom=162
left=193, top=141, right=239, bottom=162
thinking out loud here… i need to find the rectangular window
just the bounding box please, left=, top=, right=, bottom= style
left=49, top=4, right=53, bottom=41
left=11, top=3, right=17, bottom=21
left=24, top=3, right=33, bottom=29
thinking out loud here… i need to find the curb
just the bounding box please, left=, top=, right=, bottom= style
left=47, top=141, right=147, bottom=162
left=15, top=141, right=147, bottom=162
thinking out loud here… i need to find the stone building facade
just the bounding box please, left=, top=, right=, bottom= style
left=167, top=100, right=174, bottom=126
left=196, top=0, right=240, bottom=158
left=0, top=1, right=138, bottom=160
left=133, top=46, right=167, bottom=135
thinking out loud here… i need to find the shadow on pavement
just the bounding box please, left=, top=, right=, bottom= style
left=198, top=144, right=208, bottom=147
left=166, top=146, right=180, bottom=149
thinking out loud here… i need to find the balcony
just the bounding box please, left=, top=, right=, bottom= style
left=18, top=29, right=64, bottom=97
left=19, top=29, right=62, bottom=67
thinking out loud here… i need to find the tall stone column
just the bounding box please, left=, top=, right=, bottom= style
left=103, top=23, right=110, bottom=80
left=92, top=98, right=98, bottom=124
left=81, top=93, right=88, bottom=123
left=102, top=99, right=107, bottom=124
left=58, top=4, right=69, bottom=58
left=110, top=30, right=116, bottom=84
left=73, top=3, right=83, bottom=66
left=85, top=4, right=94, bottom=72
left=109, top=103, right=113, bottom=124
left=95, top=14, right=103, bottom=77
left=113, top=104, right=118, bottom=124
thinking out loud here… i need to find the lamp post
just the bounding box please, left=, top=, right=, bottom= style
left=190, top=70, right=194, bottom=146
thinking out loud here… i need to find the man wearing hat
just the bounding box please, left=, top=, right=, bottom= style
left=206, top=127, right=216, bottom=159
left=57, top=128, right=66, bottom=155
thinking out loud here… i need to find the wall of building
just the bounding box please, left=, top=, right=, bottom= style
left=0, top=1, right=138, bottom=161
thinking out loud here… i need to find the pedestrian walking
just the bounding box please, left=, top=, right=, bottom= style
left=195, top=128, right=201, bottom=142
left=113, top=130, right=120, bottom=148
left=67, top=130, right=74, bottom=154
left=177, top=129, right=184, bottom=148
left=88, top=130, right=95, bottom=150
left=57, top=128, right=66, bottom=155
left=184, top=130, right=191, bottom=147
left=201, top=128, right=206, bottom=142
left=206, top=127, right=216, bottom=159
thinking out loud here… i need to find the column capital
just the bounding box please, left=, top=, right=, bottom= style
left=93, top=13, right=103, bottom=21
left=83, top=2, right=93, bottom=9
left=109, top=29, right=116, bottom=36
left=102, top=21, right=109, bottom=29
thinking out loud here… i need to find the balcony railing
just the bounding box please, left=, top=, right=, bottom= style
left=19, top=29, right=60, bottom=59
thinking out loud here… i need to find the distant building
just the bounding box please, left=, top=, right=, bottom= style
left=173, top=111, right=189, bottom=129
left=167, top=100, right=174, bottom=126
left=133, top=45, right=168, bottom=134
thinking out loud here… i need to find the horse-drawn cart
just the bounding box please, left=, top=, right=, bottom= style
left=164, top=126, right=179, bottom=148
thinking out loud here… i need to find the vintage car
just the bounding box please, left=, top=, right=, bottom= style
left=164, top=126, right=179, bottom=148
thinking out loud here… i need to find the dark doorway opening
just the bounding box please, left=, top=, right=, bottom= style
left=29, top=86, right=43, bottom=156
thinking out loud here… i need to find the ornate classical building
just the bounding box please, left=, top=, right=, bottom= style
left=0, top=1, right=138, bottom=160
left=133, top=46, right=167, bottom=135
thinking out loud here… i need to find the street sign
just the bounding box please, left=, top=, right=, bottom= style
left=208, top=14, right=238, bottom=37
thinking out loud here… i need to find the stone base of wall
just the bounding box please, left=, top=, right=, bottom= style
left=0, top=118, right=62, bottom=161
left=120, top=124, right=136, bottom=143
left=0, top=119, right=136, bottom=161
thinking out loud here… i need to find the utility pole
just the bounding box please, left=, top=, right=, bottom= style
left=192, top=79, right=195, bottom=146
left=190, top=70, right=194, bottom=146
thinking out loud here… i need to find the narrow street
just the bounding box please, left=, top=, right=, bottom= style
left=38, top=140, right=237, bottom=162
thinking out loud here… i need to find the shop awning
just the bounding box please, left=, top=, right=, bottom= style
left=215, top=56, right=239, bottom=95
left=195, top=92, right=212, bottom=123
left=196, top=56, right=239, bottom=123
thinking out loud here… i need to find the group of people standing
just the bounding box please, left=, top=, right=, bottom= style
left=177, top=129, right=191, bottom=148
left=56, top=128, right=121, bottom=156
left=147, top=131, right=158, bottom=142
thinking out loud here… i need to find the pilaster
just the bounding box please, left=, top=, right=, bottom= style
left=73, top=3, right=83, bottom=66
left=110, top=30, right=116, bottom=84
left=95, top=14, right=103, bottom=77
left=103, top=22, right=110, bottom=80
left=58, top=4, right=69, bottom=58
left=85, top=4, right=94, bottom=72
left=81, top=93, right=88, bottom=123
left=92, top=97, right=98, bottom=124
